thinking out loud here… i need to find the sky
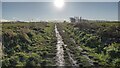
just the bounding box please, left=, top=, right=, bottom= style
left=2, top=0, right=120, bottom=2
left=118, top=2, right=120, bottom=21
left=1, top=1, right=119, bottom=21
left=0, top=1, right=2, bottom=19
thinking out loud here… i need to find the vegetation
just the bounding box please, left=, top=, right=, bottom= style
left=2, top=22, right=57, bottom=67
left=2, top=22, right=120, bottom=67
left=58, top=22, right=120, bottom=67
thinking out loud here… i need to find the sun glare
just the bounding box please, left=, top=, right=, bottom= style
left=54, top=0, right=64, bottom=9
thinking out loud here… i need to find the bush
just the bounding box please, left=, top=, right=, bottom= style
left=105, top=43, right=120, bottom=58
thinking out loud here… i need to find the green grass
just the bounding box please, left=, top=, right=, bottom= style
left=2, top=22, right=57, bottom=66
left=2, top=22, right=120, bottom=67
left=58, top=22, right=120, bottom=66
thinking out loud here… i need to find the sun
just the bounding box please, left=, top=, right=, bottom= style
left=54, top=0, right=64, bottom=9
